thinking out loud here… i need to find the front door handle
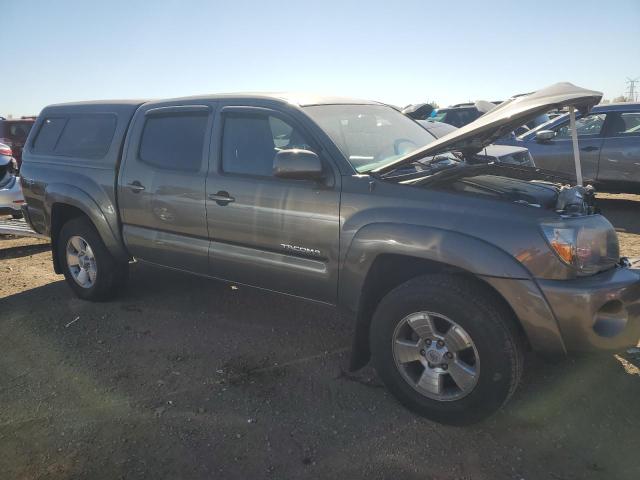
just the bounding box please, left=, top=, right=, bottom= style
left=208, top=191, right=235, bottom=206
left=581, top=146, right=599, bottom=152
left=127, top=181, right=146, bottom=192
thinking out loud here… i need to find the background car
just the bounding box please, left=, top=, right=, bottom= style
left=429, top=102, right=493, bottom=127
left=401, top=103, right=435, bottom=120
left=430, top=100, right=550, bottom=137
left=418, top=119, right=535, bottom=166
left=497, top=103, right=640, bottom=193
left=0, top=116, right=36, bottom=168
left=0, top=142, right=24, bottom=218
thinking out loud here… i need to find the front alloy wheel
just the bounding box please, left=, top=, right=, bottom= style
left=370, top=274, right=524, bottom=425
left=393, top=311, right=479, bottom=401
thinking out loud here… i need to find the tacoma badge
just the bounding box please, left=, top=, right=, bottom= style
left=280, top=243, right=321, bottom=256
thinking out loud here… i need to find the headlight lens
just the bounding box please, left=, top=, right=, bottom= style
left=541, top=216, right=619, bottom=275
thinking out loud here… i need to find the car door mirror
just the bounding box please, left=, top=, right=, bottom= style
left=535, top=130, right=555, bottom=142
left=273, top=149, right=324, bottom=180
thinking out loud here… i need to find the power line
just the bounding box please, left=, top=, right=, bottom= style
left=626, top=77, right=639, bottom=102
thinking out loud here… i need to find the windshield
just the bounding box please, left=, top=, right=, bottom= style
left=304, top=104, right=436, bottom=173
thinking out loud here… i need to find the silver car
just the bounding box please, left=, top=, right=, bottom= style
left=0, top=143, right=24, bottom=218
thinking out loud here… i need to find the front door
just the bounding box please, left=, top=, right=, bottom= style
left=205, top=105, right=341, bottom=303
left=118, top=103, right=215, bottom=274
left=529, top=112, right=606, bottom=181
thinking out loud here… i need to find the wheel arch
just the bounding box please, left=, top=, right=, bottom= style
left=339, top=224, right=533, bottom=370
left=46, top=184, right=128, bottom=273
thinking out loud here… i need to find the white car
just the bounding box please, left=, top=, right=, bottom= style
left=0, top=143, right=24, bottom=218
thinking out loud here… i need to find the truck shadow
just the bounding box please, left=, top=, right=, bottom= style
left=2, top=265, right=640, bottom=479
left=0, top=241, right=50, bottom=260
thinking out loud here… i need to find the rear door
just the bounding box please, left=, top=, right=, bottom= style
left=526, top=112, right=606, bottom=181
left=118, top=102, right=216, bottom=274
left=205, top=104, right=341, bottom=303
left=597, top=110, right=640, bottom=184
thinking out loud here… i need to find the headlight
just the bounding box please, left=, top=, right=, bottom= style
left=541, top=216, right=619, bottom=275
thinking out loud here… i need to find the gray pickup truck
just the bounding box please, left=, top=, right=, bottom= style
left=20, top=83, right=640, bottom=424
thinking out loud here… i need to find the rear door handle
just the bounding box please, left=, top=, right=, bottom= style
left=127, top=181, right=146, bottom=192
left=581, top=146, right=599, bottom=152
left=208, top=191, right=235, bottom=205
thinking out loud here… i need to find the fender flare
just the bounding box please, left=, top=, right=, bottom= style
left=44, top=183, right=128, bottom=265
left=338, top=223, right=559, bottom=370
left=339, top=222, right=532, bottom=315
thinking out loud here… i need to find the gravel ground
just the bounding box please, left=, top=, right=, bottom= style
left=1, top=194, right=639, bottom=480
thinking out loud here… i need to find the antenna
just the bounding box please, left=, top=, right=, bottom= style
left=626, top=77, right=639, bottom=102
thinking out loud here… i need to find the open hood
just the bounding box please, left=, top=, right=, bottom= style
left=373, top=82, right=602, bottom=174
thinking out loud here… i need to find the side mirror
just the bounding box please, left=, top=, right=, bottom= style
left=535, top=130, right=555, bottom=142
left=273, top=149, right=324, bottom=180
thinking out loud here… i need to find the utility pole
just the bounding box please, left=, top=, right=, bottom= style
left=626, top=77, right=639, bottom=102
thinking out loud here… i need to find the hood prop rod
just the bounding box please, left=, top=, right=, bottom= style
left=569, top=106, right=583, bottom=186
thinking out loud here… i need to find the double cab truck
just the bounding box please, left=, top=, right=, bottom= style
left=20, top=83, right=640, bottom=424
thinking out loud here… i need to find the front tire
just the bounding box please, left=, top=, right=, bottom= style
left=57, top=216, right=128, bottom=301
left=370, top=274, right=524, bottom=425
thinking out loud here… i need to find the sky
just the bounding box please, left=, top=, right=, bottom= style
left=2, top=0, right=639, bottom=117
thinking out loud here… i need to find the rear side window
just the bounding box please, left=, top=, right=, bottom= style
left=32, top=115, right=116, bottom=158
left=33, top=118, right=68, bottom=153
left=605, top=111, right=640, bottom=137
left=56, top=116, right=116, bottom=158
left=139, top=114, right=208, bottom=171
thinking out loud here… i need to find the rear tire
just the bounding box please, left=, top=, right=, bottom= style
left=11, top=212, right=23, bottom=219
left=57, top=216, right=128, bottom=301
left=370, top=274, right=524, bottom=425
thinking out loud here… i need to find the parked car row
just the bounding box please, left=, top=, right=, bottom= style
left=402, top=96, right=640, bottom=193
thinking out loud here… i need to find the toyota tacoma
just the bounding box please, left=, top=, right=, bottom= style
left=20, top=83, right=640, bottom=424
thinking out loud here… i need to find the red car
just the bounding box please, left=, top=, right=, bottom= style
left=0, top=117, right=36, bottom=168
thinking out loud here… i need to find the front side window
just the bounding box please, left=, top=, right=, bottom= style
left=304, top=104, right=436, bottom=173
left=222, top=113, right=312, bottom=177
left=554, top=113, right=606, bottom=138
left=139, top=114, right=208, bottom=171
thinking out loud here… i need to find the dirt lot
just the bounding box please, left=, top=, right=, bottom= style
left=1, top=194, right=639, bottom=480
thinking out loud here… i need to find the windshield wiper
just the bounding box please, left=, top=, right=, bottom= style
left=373, top=157, right=463, bottom=182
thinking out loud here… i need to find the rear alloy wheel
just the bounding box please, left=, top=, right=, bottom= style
left=66, top=235, right=98, bottom=289
left=370, top=274, right=524, bottom=425
left=57, top=216, right=128, bottom=301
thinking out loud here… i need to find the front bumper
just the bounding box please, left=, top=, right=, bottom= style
left=537, top=259, right=640, bottom=352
